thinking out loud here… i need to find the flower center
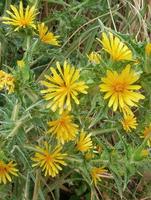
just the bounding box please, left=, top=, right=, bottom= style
left=114, top=83, right=125, bottom=92
left=0, top=166, right=6, bottom=173
left=46, top=155, right=53, bottom=162
left=20, top=19, right=28, bottom=26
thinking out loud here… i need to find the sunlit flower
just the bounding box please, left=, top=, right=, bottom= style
left=32, top=142, right=67, bottom=177
left=121, top=114, right=137, bottom=132
left=0, top=70, right=15, bottom=94
left=41, top=61, right=88, bottom=113
left=0, top=160, right=18, bottom=184
left=87, top=51, right=101, bottom=64
left=99, top=32, right=132, bottom=61
left=145, top=43, right=151, bottom=56
left=3, top=1, right=37, bottom=31
left=90, top=167, right=109, bottom=185
left=99, top=65, right=145, bottom=112
left=141, top=125, right=151, bottom=147
left=76, top=131, right=93, bottom=152
left=38, top=23, right=60, bottom=46
left=47, top=111, right=78, bottom=144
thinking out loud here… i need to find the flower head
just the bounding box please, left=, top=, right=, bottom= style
left=0, top=160, right=18, bottom=184
left=0, top=70, right=15, bottom=94
left=141, top=149, right=149, bottom=157
left=3, top=1, right=37, bottom=31
left=38, top=23, right=60, bottom=46
left=141, top=125, right=151, bottom=147
left=145, top=43, right=151, bottom=56
left=17, top=60, right=25, bottom=69
left=76, top=131, right=93, bottom=152
left=47, top=111, right=78, bottom=144
left=99, top=65, right=145, bottom=112
left=41, top=61, right=88, bottom=113
left=99, top=32, right=132, bottom=61
left=87, top=51, right=101, bottom=64
left=90, top=167, right=108, bottom=185
left=32, top=142, right=67, bottom=177
left=121, top=114, right=137, bottom=132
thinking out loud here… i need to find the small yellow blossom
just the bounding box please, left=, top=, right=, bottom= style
left=17, top=60, right=25, bottom=69
left=90, top=167, right=108, bottom=185
left=85, top=152, right=95, bottom=160
left=76, top=131, right=93, bottom=152
left=47, top=111, right=78, bottom=144
left=0, top=160, right=18, bottom=184
left=41, top=61, right=88, bottom=113
left=32, top=142, right=67, bottom=177
left=0, top=70, right=15, bottom=94
left=145, top=43, right=151, bottom=56
left=99, top=32, right=132, bottom=61
left=141, top=149, right=149, bottom=157
left=121, top=114, right=138, bottom=132
left=38, top=23, right=60, bottom=46
left=87, top=51, right=101, bottom=64
left=99, top=65, right=145, bottom=112
left=141, top=125, right=151, bottom=147
left=3, top=1, right=37, bottom=31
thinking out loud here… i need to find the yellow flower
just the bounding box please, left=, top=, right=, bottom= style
left=32, top=142, right=67, bottom=177
left=87, top=51, right=101, bottom=64
left=3, top=1, right=37, bottom=31
left=99, top=65, right=145, bottom=112
left=76, top=131, right=93, bottom=152
left=0, top=160, right=18, bottom=184
left=141, top=125, right=151, bottom=147
left=17, top=60, right=25, bottom=69
left=38, top=23, right=60, bottom=46
left=41, top=61, right=88, bottom=113
left=99, top=32, right=132, bottom=61
left=85, top=152, right=95, bottom=160
left=47, top=111, right=78, bottom=144
left=90, top=167, right=108, bottom=185
left=141, top=149, right=149, bottom=157
left=145, top=43, right=151, bottom=56
left=0, top=70, right=15, bottom=94
left=121, top=114, right=137, bottom=132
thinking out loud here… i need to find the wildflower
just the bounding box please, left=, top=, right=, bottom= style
left=85, top=152, right=95, bottom=160
left=3, top=1, right=37, bottom=31
left=38, top=23, right=60, bottom=46
left=99, top=32, right=132, bottom=61
left=32, top=142, right=67, bottom=177
left=145, top=43, right=151, bottom=56
left=76, top=131, right=93, bottom=152
left=121, top=114, right=137, bottom=132
left=99, top=65, right=145, bottom=112
left=17, top=60, right=25, bottom=69
left=141, top=149, right=149, bottom=157
left=0, top=70, right=15, bottom=94
left=87, top=51, right=101, bottom=64
left=0, top=160, right=18, bottom=184
left=41, top=61, right=88, bottom=113
left=47, top=111, right=78, bottom=144
left=141, top=125, right=151, bottom=147
left=90, top=167, right=108, bottom=185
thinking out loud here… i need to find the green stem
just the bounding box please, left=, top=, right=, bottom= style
left=24, top=35, right=31, bottom=61
left=32, top=170, right=41, bottom=200
left=91, top=127, right=118, bottom=136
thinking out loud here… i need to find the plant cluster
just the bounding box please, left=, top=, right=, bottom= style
left=0, top=1, right=151, bottom=200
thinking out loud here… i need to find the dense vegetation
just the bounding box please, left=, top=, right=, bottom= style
left=0, top=0, right=151, bottom=199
